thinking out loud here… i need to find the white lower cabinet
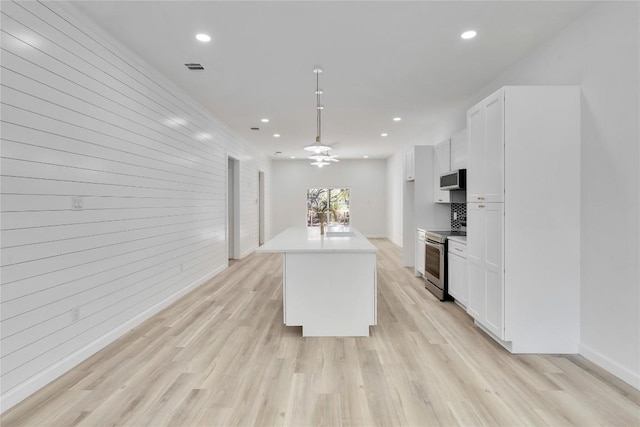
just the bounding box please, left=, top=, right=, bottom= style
left=415, top=229, right=426, bottom=276
left=447, top=240, right=468, bottom=307
left=467, top=202, right=504, bottom=340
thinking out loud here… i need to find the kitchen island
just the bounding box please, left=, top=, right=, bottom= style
left=257, top=226, right=377, bottom=337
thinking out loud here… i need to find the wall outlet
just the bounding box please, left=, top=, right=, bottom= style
left=72, top=196, right=83, bottom=210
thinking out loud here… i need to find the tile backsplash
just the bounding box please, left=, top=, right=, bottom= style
left=451, top=203, right=467, bottom=229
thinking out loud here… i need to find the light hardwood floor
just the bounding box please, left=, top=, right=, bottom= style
left=2, top=239, right=639, bottom=426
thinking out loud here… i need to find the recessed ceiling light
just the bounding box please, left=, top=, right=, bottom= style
left=393, top=117, right=402, bottom=122
left=195, top=33, right=211, bottom=42
left=273, top=133, right=280, bottom=138
left=165, top=117, right=187, bottom=127
left=261, top=118, right=269, bottom=123
left=185, top=63, right=205, bottom=71
left=381, top=133, right=388, bottom=137
left=363, top=155, right=369, bottom=159
left=290, top=156, right=296, bottom=159
left=461, top=30, right=477, bottom=40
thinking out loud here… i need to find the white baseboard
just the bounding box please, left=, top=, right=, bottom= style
left=475, top=321, right=513, bottom=353
left=240, top=244, right=259, bottom=259
left=363, top=234, right=387, bottom=239
left=0, top=264, right=226, bottom=414
left=579, top=343, right=640, bottom=390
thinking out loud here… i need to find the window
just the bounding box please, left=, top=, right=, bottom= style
left=307, top=188, right=350, bottom=227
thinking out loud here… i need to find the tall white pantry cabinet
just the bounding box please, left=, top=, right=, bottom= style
left=466, top=86, right=580, bottom=353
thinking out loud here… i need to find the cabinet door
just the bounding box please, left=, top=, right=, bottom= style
left=404, top=148, right=415, bottom=181
left=484, top=91, right=505, bottom=203
left=447, top=256, right=457, bottom=299
left=467, top=105, right=485, bottom=202
left=466, top=203, right=485, bottom=320
left=466, top=202, right=504, bottom=339
left=483, top=203, right=504, bottom=339
left=433, top=139, right=450, bottom=203
left=458, top=254, right=468, bottom=307
left=450, top=129, right=468, bottom=171
left=415, top=233, right=425, bottom=276
left=448, top=252, right=468, bottom=307
left=468, top=89, right=504, bottom=203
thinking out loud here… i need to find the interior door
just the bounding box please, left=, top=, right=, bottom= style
left=259, top=171, right=265, bottom=245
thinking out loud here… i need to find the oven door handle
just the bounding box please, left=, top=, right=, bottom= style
left=425, top=240, right=443, bottom=250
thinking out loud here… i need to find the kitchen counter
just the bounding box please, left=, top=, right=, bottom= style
left=258, top=226, right=377, bottom=253
left=448, top=235, right=467, bottom=244
left=257, top=226, right=377, bottom=337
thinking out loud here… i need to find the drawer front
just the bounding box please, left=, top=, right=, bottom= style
left=448, top=240, right=467, bottom=258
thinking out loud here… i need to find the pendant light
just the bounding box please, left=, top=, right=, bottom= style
left=304, top=67, right=333, bottom=161
left=308, top=151, right=340, bottom=163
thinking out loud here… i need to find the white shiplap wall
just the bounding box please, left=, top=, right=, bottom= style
left=0, top=0, right=271, bottom=411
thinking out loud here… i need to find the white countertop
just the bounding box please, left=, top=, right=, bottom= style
left=448, top=235, right=467, bottom=244
left=257, top=226, right=377, bottom=253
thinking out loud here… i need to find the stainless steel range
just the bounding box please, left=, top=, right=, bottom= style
left=424, top=229, right=466, bottom=300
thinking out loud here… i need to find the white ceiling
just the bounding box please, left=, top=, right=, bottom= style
left=70, top=1, right=594, bottom=160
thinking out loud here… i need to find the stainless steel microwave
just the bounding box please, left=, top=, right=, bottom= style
left=440, top=169, right=466, bottom=191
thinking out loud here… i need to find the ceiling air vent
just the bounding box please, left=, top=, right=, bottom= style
left=185, top=63, right=204, bottom=71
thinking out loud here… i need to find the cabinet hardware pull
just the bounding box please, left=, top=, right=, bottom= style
left=478, top=196, right=485, bottom=200
left=455, top=248, right=463, bottom=251
left=479, top=204, right=485, bottom=208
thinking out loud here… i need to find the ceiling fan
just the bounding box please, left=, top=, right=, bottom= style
left=308, top=151, right=340, bottom=162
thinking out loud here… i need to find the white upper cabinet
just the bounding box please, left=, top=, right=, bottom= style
left=450, top=128, right=468, bottom=171
left=433, top=139, right=450, bottom=203
left=404, top=148, right=415, bottom=181
left=467, top=90, right=504, bottom=203
left=484, top=92, right=505, bottom=203
left=467, top=104, right=485, bottom=201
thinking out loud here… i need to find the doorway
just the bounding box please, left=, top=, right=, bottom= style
left=228, top=157, right=240, bottom=259
left=258, top=171, right=265, bottom=246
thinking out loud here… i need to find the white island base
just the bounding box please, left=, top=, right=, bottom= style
left=258, top=227, right=377, bottom=337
